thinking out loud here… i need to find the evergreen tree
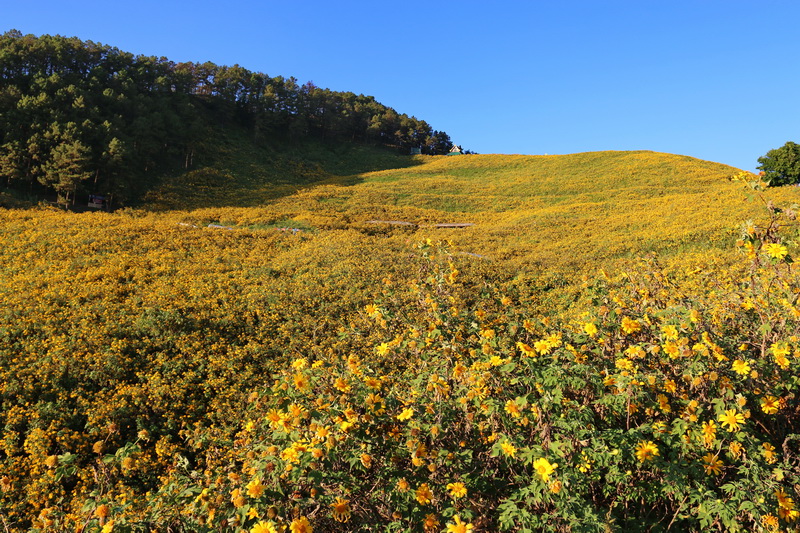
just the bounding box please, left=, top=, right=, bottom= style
left=40, top=138, right=91, bottom=204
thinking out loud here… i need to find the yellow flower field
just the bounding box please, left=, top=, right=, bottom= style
left=0, top=153, right=798, bottom=531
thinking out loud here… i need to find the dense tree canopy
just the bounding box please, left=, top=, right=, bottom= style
left=0, top=30, right=453, bottom=206
left=757, top=141, right=800, bottom=187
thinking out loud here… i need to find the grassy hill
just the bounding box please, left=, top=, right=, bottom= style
left=1, top=149, right=799, bottom=531
left=144, top=143, right=795, bottom=272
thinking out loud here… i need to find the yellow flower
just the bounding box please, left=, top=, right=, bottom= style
left=545, top=333, right=562, bottom=349
left=615, top=357, right=634, bottom=371
left=770, top=342, right=791, bottom=369
left=423, top=513, right=440, bottom=531
left=331, top=498, right=351, bottom=523
left=731, top=359, right=751, bottom=376
left=44, top=455, right=58, bottom=468
left=657, top=394, right=671, bottom=413
left=289, top=517, right=312, bottom=533
left=635, top=441, right=659, bottom=463
left=626, top=345, right=646, bottom=359
left=445, top=515, right=475, bottom=533
left=762, top=443, right=777, bottom=464
left=778, top=504, right=799, bottom=522
left=621, top=317, right=642, bottom=335
left=761, top=396, right=780, bottom=414
left=293, top=373, right=310, bottom=391
left=701, top=420, right=717, bottom=447
left=583, top=322, right=598, bottom=336
left=446, top=481, right=467, bottom=499
left=121, top=455, right=134, bottom=471
left=334, top=377, right=350, bottom=392
left=663, top=342, right=680, bottom=358
left=397, top=407, right=414, bottom=421
left=516, top=342, right=536, bottom=357
left=764, top=242, right=788, bottom=260
left=717, top=409, right=745, bottom=432
left=702, top=453, right=723, bottom=476
left=266, top=409, right=284, bottom=428
left=661, top=324, right=678, bottom=340
left=762, top=513, right=779, bottom=531
left=504, top=400, right=522, bottom=418
left=195, top=487, right=210, bottom=504
left=577, top=451, right=593, bottom=472
left=775, top=490, right=797, bottom=521
left=376, top=343, right=390, bottom=356
left=396, top=478, right=410, bottom=492
left=364, top=376, right=382, bottom=389
left=771, top=342, right=791, bottom=358
left=251, top=522, right=277, bottom=533
left=281, top=447, right=300, bottom=464
left=533, top=457, right=557, bottom=482
left=533, top=339, right=552, bottom=354
left=415, top=483, right=433, bottom=504
left=291, top=357, right=308, bottom=370
left=101, top=521, right=114, bottom=533
left=94, top=504, right=110, bottom=519
left=246, top=477, right=265, bottom=498
left=728, top=441, right=743, bottom=458
left=500, top=441, right=517, bottom=457
left=231, top=488, right=246, bottom=508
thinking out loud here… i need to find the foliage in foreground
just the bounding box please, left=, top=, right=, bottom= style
left=3, top=186, right=799, bottom=532
left=158, top=223, right=799, bottom=532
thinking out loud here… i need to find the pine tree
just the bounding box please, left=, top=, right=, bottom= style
left=40, top=139, right=92, bottom=205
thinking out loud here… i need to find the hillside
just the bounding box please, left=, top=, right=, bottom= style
left=4, top=132, right=800, bottom=530
left=147, top=148, right=793, bottom=273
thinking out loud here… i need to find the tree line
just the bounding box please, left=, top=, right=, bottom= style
left=0, top=30, right=453, bottom=206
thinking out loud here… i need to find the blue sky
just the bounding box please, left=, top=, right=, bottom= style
left=4, top=1, right=799, bottom=171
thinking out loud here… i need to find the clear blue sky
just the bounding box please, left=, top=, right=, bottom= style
left=4, top=0, right=799, bottom=171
